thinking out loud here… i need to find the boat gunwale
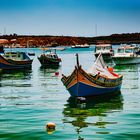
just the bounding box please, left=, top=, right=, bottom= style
left=62, top=66, right=123, bottom=88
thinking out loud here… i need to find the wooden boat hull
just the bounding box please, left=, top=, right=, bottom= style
left=68, top=81, right=121, bottom=97
left=62, top=66, right=123, bottom=97
left=0, top=55, right=33, bottom=69
left=112, top=57, right=140, bottom=65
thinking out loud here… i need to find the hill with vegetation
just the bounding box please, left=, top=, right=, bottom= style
left=0, top=33, right=140, bottom=47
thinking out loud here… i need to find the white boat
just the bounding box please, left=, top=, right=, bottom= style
left=112, top=44, right=140, bottom=65
left=94, top=44, right=114, bottom=61
left=71, top=44, right=89, bottom=48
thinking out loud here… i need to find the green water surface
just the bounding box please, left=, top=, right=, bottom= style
left=0, top=47, right=140, bottom=140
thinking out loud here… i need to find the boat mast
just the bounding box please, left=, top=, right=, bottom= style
left=4, top=27, right=6, bottom=35
left=76, top=53, right=80, bottom=97
left=95, top=24, right=97, bottom=37
left=76, top=53, right=80, bottom=68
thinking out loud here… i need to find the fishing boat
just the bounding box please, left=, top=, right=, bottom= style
left=61, top=53, right=123, bottom=97
left=94, top=44, right=114, bottom=61
left=0, top=52, right=33, bottom=70
left=112, top=44, right=140, bottom=65
left=38, top=50, right=61, bottom=67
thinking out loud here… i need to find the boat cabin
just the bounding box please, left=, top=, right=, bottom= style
left=4, top=52, right=30, bottom=61
left=95, top=44, right=113, bottom=54
left=116, top=45, right=140, bottom=57
left=44, top=52, right=59, bottom=59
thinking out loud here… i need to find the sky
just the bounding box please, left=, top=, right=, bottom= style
left=0, top=0, right=140, bottom=36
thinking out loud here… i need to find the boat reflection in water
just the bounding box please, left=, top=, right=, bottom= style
left=39, top=65, right=61, bottom=76
left=114, top=64, right=140, bottom=90
left=62, top=91, right=123, bottom=139
left=39, top=66, right=61, bottom=85
left=0, top=69, right=32, bottom=87
left=40, top=64, right=60, bottom=69
left=114, top=63, right=140, bottom=71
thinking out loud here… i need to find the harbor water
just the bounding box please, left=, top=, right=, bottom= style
left=0, top=46, right=140, bottom=140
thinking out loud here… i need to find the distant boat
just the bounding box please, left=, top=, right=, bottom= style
left=40, top=46, right=66, bottom=51
left=28, top=52, right=35, bottom=56
left=112, top=44, right=140, bottom=65
left=0, top=52, right=33, bottom=70
left=57, top=47, right=66, bottom=51
left=71, top=44, right=89, bottom=48
left=94, top=44, right=114, bottom=61
left=38, top=50, right=61, bottom=67
left=61, top=53, right=123, bottom=97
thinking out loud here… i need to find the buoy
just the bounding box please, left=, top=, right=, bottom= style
left=108, top=67, right=114, bottom=72
left=55, top=71, right=59, bottom=76
left=46, top=122, right=56, bottom=130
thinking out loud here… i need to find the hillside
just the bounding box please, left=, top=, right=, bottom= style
left=0, top=33, right=140, bottom=47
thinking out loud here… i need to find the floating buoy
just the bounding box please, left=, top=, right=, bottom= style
left=55, top=72, right=59, bottom=76
left=108, top=67, right=114, bottom=72
left=46, top=122, right=56, bottom=134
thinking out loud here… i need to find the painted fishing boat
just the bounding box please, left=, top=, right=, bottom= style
left=94, top=44, right=114, bottom=61
left=61, top=53, right=123, bottom=97
left=112, top=44, right=140, bottom=65
left=0, top=52, right=33, bottom=70
left=38, top=50, right=61, bottom=67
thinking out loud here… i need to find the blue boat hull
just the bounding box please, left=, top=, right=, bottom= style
left=68, top=82, right=122, bottom=97
left=0, top=62, right=32, bottom=69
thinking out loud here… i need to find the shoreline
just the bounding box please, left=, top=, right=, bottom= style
left=0, top=33, right=140, bottom=48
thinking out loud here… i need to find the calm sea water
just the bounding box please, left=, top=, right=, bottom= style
left=0, top=46, right=140, bottom=140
